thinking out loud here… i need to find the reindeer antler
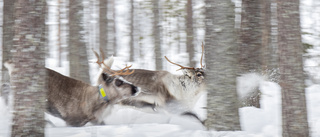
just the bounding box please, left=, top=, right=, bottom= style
left=200, top=42, right=204, bottom=68
left=165, top=43, right=205, bottom=71
left=164, top=56, right=195, bottom=71
left=92, top=48, right=134, bottom=76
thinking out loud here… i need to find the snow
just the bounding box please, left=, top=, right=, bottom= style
left=1, top=72, right=320, bottom=136
left=1, top=0, right=320, bottom=136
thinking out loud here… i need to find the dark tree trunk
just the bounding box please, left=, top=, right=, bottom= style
left=261, top=0, right=272, bottom=69
left=277, top=0, right=310, bottom=136
left=10, top=0, right=47, bottom=136
left=204, top=0, right=241, bottom=131
left=186, top=0, right=195, bottom=67
left=239, top=0, right=262, bottom=73
left=68, top=0, right=91, bottom=84
left=153, top=0, right=162, bottom=70
left=238, top=0, right=263, bottom=108
left=1, top=0, right=15, bottom=104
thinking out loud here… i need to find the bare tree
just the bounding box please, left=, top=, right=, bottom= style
left=238, top=0, right=263, bottom=108
left=100, top=0, right=108, bottom=56
left=239, top=0, right=262, bottom=73
left=69, top=0, right=91, bottom=83
left=204, top=0, right=241, bottom=131
left=186, top=0, right=195, bottom=67
left=153, top=0, right=162, bottom=70
left=277, top=0, right=309, bottom=136
left=129, top=0, right=135, bottom=62
left=261, top=0, right=272, bottom=69
left=10, top=0, right=47, bottom=136
left=1, top=0, right=15, bottom=104
left=112, top=0, right=118, bottom=56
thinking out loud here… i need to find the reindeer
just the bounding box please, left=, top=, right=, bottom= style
left=98, top=44, right=206, bottom=120
left=4, top=56, right=139, bottom=127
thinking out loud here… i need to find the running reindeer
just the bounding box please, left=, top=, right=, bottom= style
left=5, top=56, right=139, bottom=127
left=95, top=44, right=206, bottom=119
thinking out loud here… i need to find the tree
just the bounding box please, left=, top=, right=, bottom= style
left=99, top=0, right=109, bottom=56
left=112, top=0, right=118, bottom=56
left=204, top=0, right=241, bottom=131
left=239, top=0, right=262, bottom=73
left=153, top=0, right=162, bottom=70
left=69, top=0, right=91, bottom=84
left=10, top=0, right=47, bottom=136
left=129, top=0, right=135, bottom=62
left=1, top=0, right=15, bottom=104
left=186, top=0, right=195, bottom=67
left=261, top=0, right=272, bottom=69
left=238, top=0, right=263, bottom=108
left=277, top=0, right=310, bottom=136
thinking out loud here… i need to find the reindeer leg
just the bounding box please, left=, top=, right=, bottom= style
left=120, top=100, right=157, bottom=112
left=181, top=111, right=204, bottom=125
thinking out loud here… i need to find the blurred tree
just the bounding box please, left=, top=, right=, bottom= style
left=112, top=0, right=118, bottom=56
left=239, top=0, right=262, bottom=73
left=277, top=0, right=309, bottom=136
left=58, top=0, right=62, bottom=67
left=238, top=0, right=263, bottom=108
left=99, top=0, right=109, bottom=56
left=261, top=0, right=271, bottom=69
left=186, top=0, right=195, bottom=67
left=129, top=0, right=135, bottom=62
left=10, top=0, right=47, bottom=136
left=1, top=0, right=15, bottom=104
left=153, top=0, right=162, bottom=70
left=69, top=0, right=91, bottom=83
left=204, top=0, right=241, bottom=131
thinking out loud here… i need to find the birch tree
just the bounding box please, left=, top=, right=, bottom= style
left=153, top=0, right=162, bottom=70
left=10, top=0, right=47, bottom=136
left=204, top=0, right=241, bottom=131
left=69, top=0, right=91, bottom=83
left=1, top=0, right=15, bottom=104
left=277, top=0, right=309, bottom=136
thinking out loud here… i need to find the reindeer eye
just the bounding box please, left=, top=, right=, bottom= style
left=197, top=73, right=203, bottom=77
left=102, top=73, right=113, bottom=83
left=115, top=79, right=124, bottom=87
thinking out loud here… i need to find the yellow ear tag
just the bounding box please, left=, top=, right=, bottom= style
left=100, top=88, right=106, bottom=97
left=98, top=85, right=109, bottom=101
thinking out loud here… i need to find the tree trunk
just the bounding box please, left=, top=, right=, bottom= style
left=186, top=0, right=195, bottom=67
left=261, top=0, right=271, bottom=69
left=1, top=0, right=15, bottom=104
left=153, top=0, right=162, bottom=70
left=112, top=0, right=117, bottom=56
left=204, top=0, right=241, bottom=131
left=10, top=0, right=47, bottom=136
left=238, top=0, right=263, bottom=108
left=58, top=0, right=62, bottom=67
left=277, top=0, right=310, bottom=136
left=69, top=0, right=91, bottom=84
left=239, top=0, right=262, bottom=73
left=129, top=0, right=135, bottom=62
left=99, top=0, right=108, bottom=56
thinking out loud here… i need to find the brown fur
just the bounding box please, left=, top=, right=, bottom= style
left=5, top=61, right=138, bottom=127
left=119, top=68, right=205, bottom=113
left=47, top=69, right=138, bottom=126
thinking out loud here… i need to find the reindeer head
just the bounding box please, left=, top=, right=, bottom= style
left=93, top=49, right=139, bottom=103
left=165, top=43, right=205, bottom=84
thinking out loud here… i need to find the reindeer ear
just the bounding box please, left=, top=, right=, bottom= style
left=102, top=73, right=113, bottom=83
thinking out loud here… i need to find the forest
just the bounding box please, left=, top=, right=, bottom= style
left=0, top=0, right=320, bottom=137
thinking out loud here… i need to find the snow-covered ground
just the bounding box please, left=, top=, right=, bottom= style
left=1, top=69, right=320, bottom=137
